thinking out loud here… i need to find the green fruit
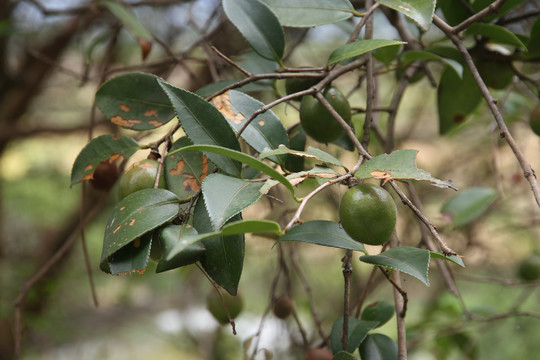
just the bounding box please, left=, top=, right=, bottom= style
left=339, top=183, right=397, bottom=246
left=529, top=104, right=540, bottom=137
left=206, top=290, right=244, bottom=325
left=517, top=254, right=540, bottom=281
left=477, top=60, right=514, bottom=89
left=300, top=86, right=351, bottom=143
left=118, top=159, right=165, bottom=199
left=273, top=296, right=294, bottom=319
left=285, top=77, right=319, bottom=96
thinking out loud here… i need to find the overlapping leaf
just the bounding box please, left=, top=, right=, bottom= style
left=328, top=39, right=406, bottom=65
left=107, top=233, right=152, bottom=275
left=260, top=144, right=345, bottom=168
left=376, top=0, right=435, bottom=31
left=331, top=317, right=379, bottom=354
left=156, top=224, right=206, bottom=273
left=260, top=0, right=354, bottom=27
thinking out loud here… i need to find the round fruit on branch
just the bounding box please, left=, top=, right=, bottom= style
left=118, top=159, right=165, bottom=199
left=206, top=290, right=244, bottom=325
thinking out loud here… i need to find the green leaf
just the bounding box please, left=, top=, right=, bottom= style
left=360, top=246, right=431, bottom=286
left=259, top=165, right=338, bottom=194
left=194, top=199, right=244, bottom=295
left=465, top=23, right=527, bottom=48
left=259, top=144, right=345, bottom=168
left=102, top=1, right=152, bottom=40
left=401, top=50, right=463, bottom=78
left=259, top=0, right=354, bottom=27
left=100, top=188, right=181, bottom=273
left=430, top=252, right=465, bottom=267
left=441, top=187, right=497, bottom=227
left=331, top=317, right=379, bottom=354
left=526, top=15, right=540, bottom=59
left=437, top=0, right=471, bottom=26
left=437, top=65, right=483, bottom=134
left=333, top=351, right=356, bottom=360
left=202, top=173, right=265, bottom=229
left=157, top=80, right=242, bottom=177
left=71, top=134, right=139, bottom=186
left=168, top=144, right=297, bottom=198
left=279, top=220, right=366, bottom=252
left=164, top=137, right=209, bottom=201
left=284, top=125, right=306, bottom=172
left=328, top=39, right=406, bottom=65
left=95, top=72, right=175, bottom=130
left=373, top=43, right=403, bottom=66
left=222, top=0, right=284, bottom=62
left=156, top=224, right=205, bottom=273
left=211, top=90, right=289, bottom=166
left=354, top=149, right=457, bottom=190
left=359, top=334, right=398, bottom=360
left=107, top=233, right=152, bottom=275
left=360, top=301, right=395, bottom=328
left=376, top=0, right=436, bottom=31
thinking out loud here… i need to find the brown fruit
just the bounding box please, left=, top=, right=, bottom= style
left=273, top=296, right=294, bottom=319
left=90, top=160, right=119, bottom=191
left=305, top=348, right=333, bottom=360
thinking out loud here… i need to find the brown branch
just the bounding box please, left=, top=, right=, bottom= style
left=452, top=0, right=509, bottom=33
left=341, top=250, right=354, bottom=351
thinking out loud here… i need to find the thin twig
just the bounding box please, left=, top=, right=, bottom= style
left=452, top=0, right=509, bottom=33
left=341, top=250, right=353, bottom=351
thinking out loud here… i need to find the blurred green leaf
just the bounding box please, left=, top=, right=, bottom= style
left=103, top=1, right=152, bottom=40
left=333, top=351, right=356, bottom=360
left=376, top=0, right=436, bottom=31
left=328, top=39, right=406, bottom=65
left=359, top=333, right=398, bottom=360
left=95, top=72, right=175, bottom=130
left=441, top=186, right=497, bottom=227
left=361, top=301, right=395, bottom=328
left=465, top=23, right=526, bottom=48
left=360, top=246, right=431, bottom=286
left=355, top=149, right=458, bottom=190
left=260, top=0, right=354, bottom=27
left=279, top=220, right=366, bottom=252
left=401, top=50, right=463, bottom=77
left=430, top=252, right=466, bottom=267
left=223, top=0, right=284, bottom=62
left=331, top=317, right=379, bottom=354
left=71, top=134, right=139, bottom=186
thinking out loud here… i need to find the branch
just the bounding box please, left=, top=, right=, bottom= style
left=452, top=0, right=509, bottom=33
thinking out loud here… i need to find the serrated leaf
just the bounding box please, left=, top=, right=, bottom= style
left=438, top=65, right=483, bottom=134
left=166, top=219, right=282, bottom=260
left=95, top=72, right=175, bottom=130
left=441, top=187, right=497, bottom=227
left=465, top=23, right=526, bottom=48
left=360, top=246, right=431, bottom=286
left=212, top=90, right=289, bottom=166
left=279, top=220, right=366, bottom=252
left=168, top=144, right=297, bottom=199
left=107, top=233, right=152, bottom=275
left=260, top=0, right=354, bottom=27
left=259, top=144, right=345, bottom=168
left=430, top=252, right=465, bottom=267
left=157, top=80, right=242, bottom=177
left=376, top=0, right=435, bottom=31
left=331, top=317, right=379, bottom=354
left=71, top=134, right=139, bottom=186
left=401, top=50, right=463, bottom=78
left=103, top=1, right=152, bottom=40
left=202, top=173, right=264, bottom=229
left=328, top=39, right=406, bottom=65
left=100, top=188, right=181, bottom=273
left=165, top=137, right=209, bottom=201
left=194, top=199, right=244, bottom=295
left=359, top=333, right=398, bottom=360
left=354, top=149, right=457, bottom=190
left=156, top=224, right=205, bottom=273
left=223, top=0, right=284, bottom=62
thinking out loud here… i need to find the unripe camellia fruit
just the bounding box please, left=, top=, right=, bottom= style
left=273, top=296, right=294, bottom=319
left=304, top=348, right=333, bottom=360
left=285, top=77, right=319, bottom=96
left=118, top=159, right=165, bottom=199
left=206, top=290, right=244, bottom=325
left=529, top=104, right=540, bottom=137
left=517, top=254, right=540, bottom=281
left=300, top=86, right=351, bottom=143
left=339, top=183, right=397, bottom=246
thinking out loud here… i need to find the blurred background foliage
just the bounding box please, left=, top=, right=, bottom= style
left=1, top=0, right=539, bottom=359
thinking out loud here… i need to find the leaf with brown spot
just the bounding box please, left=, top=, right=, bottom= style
left=213, top=92, right=246, bottom=124
left=96, top=72, right=175, bottom=130
left=71, top=135, right=139, bottom=186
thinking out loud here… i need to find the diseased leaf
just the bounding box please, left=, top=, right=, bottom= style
left=354, top=149, right=457, bottom=190
left=157, top=80, right=242, bottom=177
left=360, top=246, right=431, bottom=286
left=260, top=0, right=354, bottom=28
left=376, top=0, right=436, bottom=31
left=71, top=134, right=139, bottom=186
left=465, top=23, right=526, bottom=48
left=259, top=165, right=338, bottom=194
left=279, top=220, right=366, bottom=252
left=100, top=188, right=181, bottom=273
left=223, top=0, right=284, bottom=62
left=156, top=224, right=205, bottom=273
left=259, top=144, right=345, bottom=168
left=165, top=137, right=209, bottom=201
left=95, top=72, right=175, bottom=130
left=359, top=334, right=398, bottom=360
left=328, top=39, right=406, bottom=65
left=441, top=187, right=497, bottom=227
left=107, top=233, right=152, bottom=275
left=212, top=90, right=289, bottom=166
